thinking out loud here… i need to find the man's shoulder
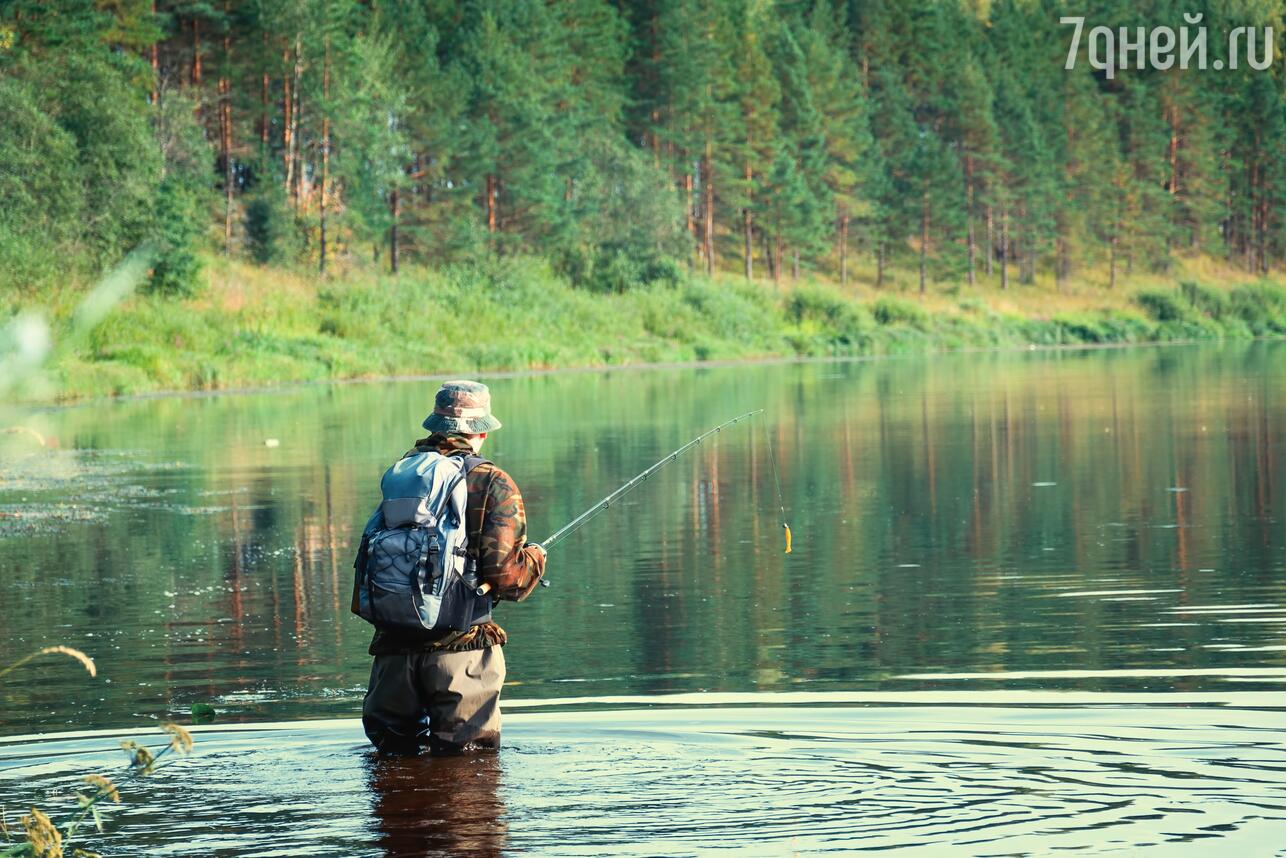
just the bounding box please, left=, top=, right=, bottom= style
left=466, top=459, right=519, bottom=491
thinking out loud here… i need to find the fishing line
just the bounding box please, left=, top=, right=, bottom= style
left=476, top=408, right=786, bottom=596
left=540, top=409, right=764, bottom=552
left=759, top=411, right=792, bottom=554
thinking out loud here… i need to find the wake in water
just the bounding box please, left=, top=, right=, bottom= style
left=1, top=696, right=1283, bottom=856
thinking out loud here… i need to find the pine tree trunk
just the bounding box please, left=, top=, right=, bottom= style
left=1055, top=235, right=1066, bottom=293
left=1109, top=218, right=1118, bottom=289
left=292, top=38, right=306, bottom=212
left=220, top=13, right=233, bottom=255
left=284, top=41, right=303, bottom=206
left=1252, top=139, right=1263, bottom=273
left=1000, top=206, right=1009, bottom=291
left=282, top=46, right=293, bottom=192
left=702, top=143, right=714, bottom=276
left=985, top=204, right=994, bottom=276
left=684, top=170, right=696, bottom=265
left=791, top=249, right=799, bottom=281
left=485, top=174, right=498, bottom=233
left=876, top=242, right=885, bottom=289
left=260, top=32, right=269, bottom=158
left=220, top=76, right=232, bottom=252
left=773, top=233, right=782, bottom=285
left=965, top=156, right=975, bottom=287
left=919, top=186, right=929, bottom=295
left=1167, top=105, right=1179, bottom=251
left=192, top=19, right=202, bottom=86
left=742, top=162, right=752, bottom=280
left=389, top=190, right=400, bottom=274
left=150, top=1, right=158, bottom=104
left=1259, top=181, right=1270, bottom=274
left=319, top=36, right=331, bottom=274
left=1018, top=204, right=1033, bottom=284
left=838, top=211, right=849, bottom=287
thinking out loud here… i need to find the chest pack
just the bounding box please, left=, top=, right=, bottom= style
left=353, top=450, right=492, bottom=635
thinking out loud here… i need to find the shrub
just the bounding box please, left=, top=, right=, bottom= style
left=146, top=177, right=204, bottom=296
left=1229, top=282, right=1286, bottom=334
left=1134, top=288, right=1191, bottom=323
left=871, top=296, right=929, bottom=329
left=244, top=190, right=292, bottom=265
left=1179, top=281, right=1228, bottom=319
left=1052, top=313, right=1109, bottom=343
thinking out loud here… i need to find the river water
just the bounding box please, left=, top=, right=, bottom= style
left=0, top=343, right=1283, bottom=854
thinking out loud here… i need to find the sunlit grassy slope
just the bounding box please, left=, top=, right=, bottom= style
left=18, top=253, right=1286, bottom=402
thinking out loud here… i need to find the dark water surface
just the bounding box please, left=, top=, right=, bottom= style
left=1, top=343, right=1284, bottom=854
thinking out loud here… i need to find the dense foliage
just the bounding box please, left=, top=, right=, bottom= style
left=1, top=0, right=1285, bottom=294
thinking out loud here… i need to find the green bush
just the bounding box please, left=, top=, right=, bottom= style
left=146, top=178, right=204, bottom=296
left=0, top=76, right=85, bottom=291
left=1134, top=288, right=1191, bottom=323
left=871, top=296, right=930, bottom=329
left=1051, top=313, right=1110, bottom=343
left=1179, top=281, right=1228, bottom=319
left=785, top=283, right=875, bottom=351
left=1229, top=282, right=1286, bottom=334
left=244, top=190, right=292, bottom=265
left=1049, top=310, right=1152, bottom=344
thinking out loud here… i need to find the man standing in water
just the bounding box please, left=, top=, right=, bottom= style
left=359, top=380, right=546, bottom=755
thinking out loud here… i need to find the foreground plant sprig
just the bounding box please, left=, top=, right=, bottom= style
left=0, top=650, right=195, bottom=858
left=0, top=648, right=95, bottom=682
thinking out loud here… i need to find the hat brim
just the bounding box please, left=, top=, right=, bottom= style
left=422, top=413, right=502, bottom=434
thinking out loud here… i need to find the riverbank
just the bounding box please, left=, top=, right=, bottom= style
left=7, top=254, right=1286, bottom=403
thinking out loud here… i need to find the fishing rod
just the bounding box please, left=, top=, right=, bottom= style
left=476, top=409, right=790, bottom=595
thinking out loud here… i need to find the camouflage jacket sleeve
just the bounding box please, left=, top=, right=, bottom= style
left=472, top=464, right=546, bottom=602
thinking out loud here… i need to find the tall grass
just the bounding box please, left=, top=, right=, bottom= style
left=0, top=648, right=196, bottom=858
left=6, top=254, right=1286, bottom=403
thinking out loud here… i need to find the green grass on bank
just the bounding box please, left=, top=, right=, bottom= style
left=7, top=254, right=1286, bottom=402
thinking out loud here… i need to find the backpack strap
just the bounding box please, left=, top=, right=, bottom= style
left=459, top=454, right=489, bottom=476
left=435, top=454, right=490, bottom=528
left=442, top=454, right=490, bottom=566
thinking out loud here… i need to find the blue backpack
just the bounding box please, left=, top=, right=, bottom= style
left=352, top=451, right=492, bottom=634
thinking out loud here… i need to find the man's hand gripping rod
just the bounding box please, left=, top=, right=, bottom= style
left=476, top=410, right=765, bottom=596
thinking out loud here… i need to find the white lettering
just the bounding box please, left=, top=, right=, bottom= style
left=1179, top=18, right=1207, bottom=69
left=1089, top=26, right=1116, bottom=79
left=1150, top=26, right=1176, bottom=70
left=1247, top=27, right=1274, bottom=70
left=1119, top=26, right=1146, bottom=70
left=1061, top=17, right=1086, bottom=69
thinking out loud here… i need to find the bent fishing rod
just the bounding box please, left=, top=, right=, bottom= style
left=477, top=409, right=789, bottom=596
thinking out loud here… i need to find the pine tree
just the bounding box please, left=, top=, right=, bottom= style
left=799, top=0, right=872, bottom=285
left=651, top=0, right=739, bottom=274
left=728, top=3, right=779, bottom=281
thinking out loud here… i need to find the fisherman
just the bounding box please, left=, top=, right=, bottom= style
left=360, top=380, right=546, bottom=756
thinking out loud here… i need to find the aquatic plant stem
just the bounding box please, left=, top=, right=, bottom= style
left=0, top=647, right=95, bottom=681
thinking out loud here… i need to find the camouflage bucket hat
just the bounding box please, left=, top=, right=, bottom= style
left=422, top=380, right=503, bottom=435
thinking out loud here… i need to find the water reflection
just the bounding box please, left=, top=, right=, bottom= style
left=367, top=753, right=507, bottom=857
left=0, top=343, right=1283, bottom=734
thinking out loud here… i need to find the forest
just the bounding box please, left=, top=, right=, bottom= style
left=2, top=0, right=1284, bottom=295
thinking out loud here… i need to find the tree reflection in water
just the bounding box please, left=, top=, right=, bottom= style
left=366, top=752, right=507, bottom=857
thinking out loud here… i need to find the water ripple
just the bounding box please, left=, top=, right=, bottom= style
left=0, top=698, right=1283, bottom=855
